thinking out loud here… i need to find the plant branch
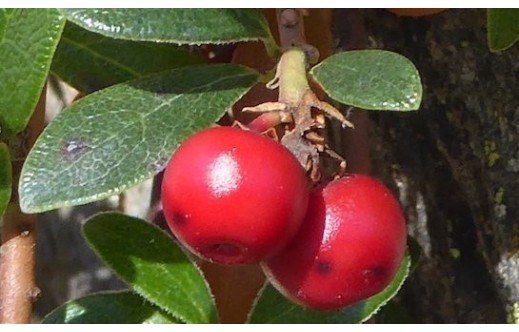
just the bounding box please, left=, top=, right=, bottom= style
left=276, top=9, right=306, bottom=49
left=275, top=48, right=310, bottom=105
left=333, top=9, right=371, bottom=174
left=0, top=83, right=46, bottom=323
left=243, top=10, right=352, bottom=181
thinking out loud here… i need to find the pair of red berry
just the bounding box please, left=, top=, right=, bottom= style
left=161, top=126, right=407, bottom=310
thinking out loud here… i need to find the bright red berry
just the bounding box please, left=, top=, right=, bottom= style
left=161, top=126, right=309, bottom=265
left=262, top=174, right=407, bottom=310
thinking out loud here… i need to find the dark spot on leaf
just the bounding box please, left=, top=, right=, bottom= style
left=315, top=261, right=332, bottom=275
left=363, top=266, right=386, bottom=279
left=61, top=138, right=91, bottom=161
left=173, top=212, right=188, bottom=226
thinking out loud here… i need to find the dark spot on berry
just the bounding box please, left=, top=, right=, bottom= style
left=173, top=212, right=188, bottom=226
left=61, top=138, right=91, bottom=161
left=204, top=242, right=246, bottom=264
left=210, top=243, right=241, bottom=256
left=316, top=261, right=332, bottom=275
left=363, top=266, right=386, bottom=279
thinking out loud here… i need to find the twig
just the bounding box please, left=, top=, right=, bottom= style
left=333, top=9, right=371, bottom=174
left=0, top=83, right=46, bottom=323
left=247, top=10, right=353, bottom=181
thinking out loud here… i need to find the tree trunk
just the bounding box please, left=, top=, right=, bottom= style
left=334, top=8, right=517, bottom=323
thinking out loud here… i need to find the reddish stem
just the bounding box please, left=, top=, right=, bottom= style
left=199, top=262, right=265, bottom=323
left=0, top=83, right=46, bottom=323
left=337, top=9, right=371, bottom=174
left=247, top=112, right=283, bottom=133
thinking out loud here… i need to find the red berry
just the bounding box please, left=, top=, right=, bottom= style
left=262, top=174, right=407, bottom=310
left=161, top=126, right=309, bottom=265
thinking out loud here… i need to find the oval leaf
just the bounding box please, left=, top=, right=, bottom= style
left=52, top=23, right=203, bottom=93
left=43, top=291, right=178, bottom=324
left=0, top=9, right=65, bottom=135
left=249, top=252, right=411, bottom=323
left=60, top=9, right=274, bottom=46
left=19, top=64, right=258, bottom=214
left=310, top=50, right=422, bottom=111
left=82, top=213, right=217, bottom=324
left=0, top=143, right=11, bottom=218
left=487, top=9, right=519, bottom=52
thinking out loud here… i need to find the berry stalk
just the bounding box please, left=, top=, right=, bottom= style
left=275, top=48, right=310, bottom=106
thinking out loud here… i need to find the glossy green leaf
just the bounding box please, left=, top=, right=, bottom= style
left=83, top=213, right=217, bottom=324
left=310, top=50, right=422, bottom=111
left=0, top=143, right=11, bottom=218
left=0, top=9, right=65, bottom=136
left=52, top=23, right=203, bottom=93
left=43, top=291, right=178, bottom=324
left=249, top=252, right=411, bottom=323
left=487, top=9, right=519, bottom=52
left=60, top=9, right=275, bottom=47
left=19, top=64, right=258, bottom=214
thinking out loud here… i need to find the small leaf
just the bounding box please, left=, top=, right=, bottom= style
left=487, top=9, right=519, bottom=52
left=19, top=64, right=258, bottom=214
left=310, top=50, right=422, bottom=111
left=0, top=9, right=65, bottom=135
left=0, top=143, right=11, bottom=218
left=42, top=290, right=178, bottom=324
left=249, top=252, right=411, bottom=323
left=60, top=9, right=274, bottom=46
left=52, top=23, right=204, bottom=93
left=82, top=213, right=217, bottom=324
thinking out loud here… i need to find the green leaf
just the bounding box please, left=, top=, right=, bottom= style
left=60, top=9, right=274, bottom=46
left=407, top=236, right=423, bottom=274
left=0, top=10, right=8, bottom=40
left=310, top=50, right=422, bottom=111
left=52, top=23, right=204, bottom=93
left=249, top=252, right=411, bottom=323
left=487, top=9, right=519, bottom=52
left=0, top=143, right=11, bottom=218
left=82, top=213, right=216, bottom=324
left=42, top=290, right=179, bottom=324
left=19, top=64, right=258, bottom=214
left=0, top=9, right=65, bottom=135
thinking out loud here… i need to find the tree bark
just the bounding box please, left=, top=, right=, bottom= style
left=334, top=8, right=517, bottom=323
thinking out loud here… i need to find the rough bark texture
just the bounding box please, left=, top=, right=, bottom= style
left=333, top=8, right=517, bottom=323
